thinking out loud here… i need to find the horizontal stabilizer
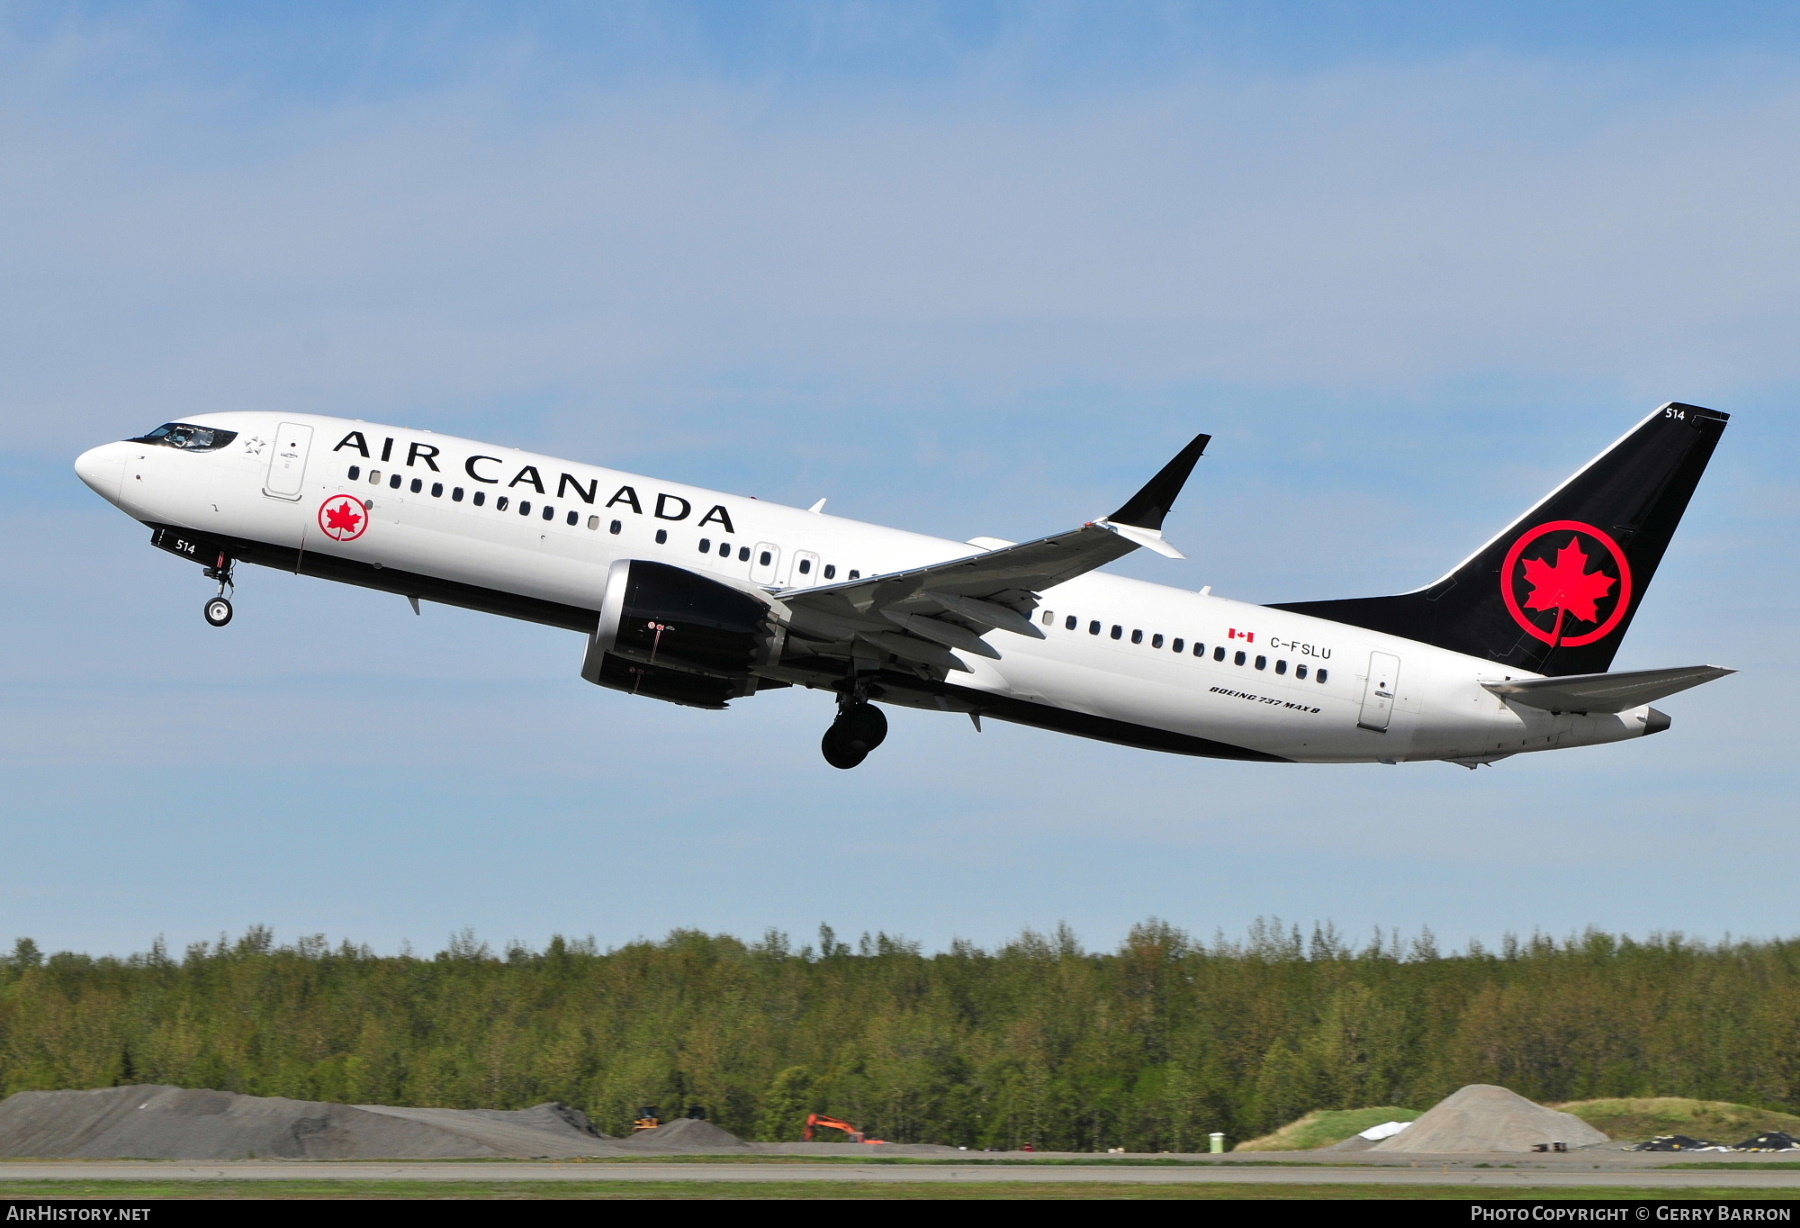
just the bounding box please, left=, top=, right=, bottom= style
left=1482, top=665, right=1733, bottom=714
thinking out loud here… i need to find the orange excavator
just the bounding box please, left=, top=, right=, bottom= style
left=803, top=1114, right=885, bottom=1144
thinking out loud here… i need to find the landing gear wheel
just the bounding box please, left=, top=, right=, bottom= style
left=821, top=724, right=867, bottom=770
left=838, top=702, right=887, bottom=754
left=821, top=701, right=886, bottom=769
left=203, top=597, right=234, bottom=627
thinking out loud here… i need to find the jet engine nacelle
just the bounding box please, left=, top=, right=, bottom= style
left=581, top=559, right=786, bottom=708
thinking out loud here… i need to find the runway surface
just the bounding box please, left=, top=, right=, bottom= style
left=3, top=1160, right=1799, bottom=1188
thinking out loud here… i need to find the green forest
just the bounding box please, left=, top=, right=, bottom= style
left=2, top=921, right=1797, bottom=1151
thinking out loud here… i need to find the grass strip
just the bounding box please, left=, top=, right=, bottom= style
left=1, top=1181, right=1799, bottom=1200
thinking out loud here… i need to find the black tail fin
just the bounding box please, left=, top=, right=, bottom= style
left=1272, top=403, right=1729, bottom=676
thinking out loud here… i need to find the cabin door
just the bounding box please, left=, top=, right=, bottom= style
left=263, top=422, right=314, bottom=500
left=1357, top=652, right=1401, bottom=733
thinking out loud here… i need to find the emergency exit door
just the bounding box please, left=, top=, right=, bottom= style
left=263, top=422, right=314, bottom=500
left=1357, top=651, right=1401, bottom=733
left=750, top=542, right=780, bottom=585
left=788, top=550, right=821, bottom=588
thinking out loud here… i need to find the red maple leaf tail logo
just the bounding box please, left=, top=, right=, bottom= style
left=325, top=501, right=362, bottom=534
left=1519, top=536, right=1616, bottom=648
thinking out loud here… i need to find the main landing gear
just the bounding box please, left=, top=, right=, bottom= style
left=202, top=552, right=235, bottom=627
left=821, top=684, right=888, bottom=770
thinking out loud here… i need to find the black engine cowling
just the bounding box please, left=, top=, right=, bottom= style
left=581, top=560, right=786, bottom=708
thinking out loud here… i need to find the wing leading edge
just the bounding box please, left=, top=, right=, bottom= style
left=772, top=434, right=1210, bottom=672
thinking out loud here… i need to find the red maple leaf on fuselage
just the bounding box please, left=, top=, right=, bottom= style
left=1520, top=537, right=1615, bottom=625
left=325, top=501, right=363, bottom=533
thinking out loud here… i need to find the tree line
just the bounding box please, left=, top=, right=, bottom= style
left=2, top=920, right=1796, bottom=1150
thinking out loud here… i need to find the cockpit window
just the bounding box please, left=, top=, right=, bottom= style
left=129, top=423, right=238, bottom=452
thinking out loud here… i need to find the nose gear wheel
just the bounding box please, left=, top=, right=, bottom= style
left=202, top=550, right=236, bottom=627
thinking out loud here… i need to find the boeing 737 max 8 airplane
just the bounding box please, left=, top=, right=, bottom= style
left=74, top=403, right=1730, bottom=768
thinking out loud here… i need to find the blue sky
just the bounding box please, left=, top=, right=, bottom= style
left=2, top=2, right=1796, bottom=958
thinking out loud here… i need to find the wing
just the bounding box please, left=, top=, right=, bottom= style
left=1482, top=665, right=1733, bottom=714
left=772, top=434, right=1209, bottom=673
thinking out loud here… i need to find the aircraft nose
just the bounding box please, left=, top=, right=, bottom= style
left=74, top=442, right=126, bottom=503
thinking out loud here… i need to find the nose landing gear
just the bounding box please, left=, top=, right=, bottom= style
left=821, top=687, right=888, bottom=770
left=202, top=551, right=235, bottom=627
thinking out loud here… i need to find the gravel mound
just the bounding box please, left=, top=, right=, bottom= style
left=1370, top=1085, right=1608, bottom=1153
left=614, top=1117, right=749, bottom=1152
left=353, top=1103, right=615, bottom=1157
left=0, top=1086, right=621, bottom=1160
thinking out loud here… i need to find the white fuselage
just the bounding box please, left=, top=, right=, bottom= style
left=75, top=412, right=1661, bottom=765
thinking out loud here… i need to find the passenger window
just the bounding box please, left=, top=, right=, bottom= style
left=721, top=542, right=732, bottom=557
left=389, top=474, right=402, bottom=489
left=1172, top=638, right=1183, bottom=653
left=1255, top=655, right=1266, bottom=670
left=543, top=505, right=555, bottom=521
left=1111, top=625, right=1123, bottom=640
left=655, top=529, right=668, bottom=544
left=519, top=501, right=531, bottom=515
left=1275, top=660, right=1287, bottom=675
left=1131, top=629, right=1143, bottom=644
left=566, top=511, right=578, bottom=526
left=369, top=470, right=381, bottom=484
left=759, top=551, right=772, bottom=566
left=824, top=564, right=836, bottom=579
left=1041, top=611, right=1054, bottom=626
left=610, top=520, right=622, bottom=534
left=1234, top=650, right=1246, bottom=666
left=348, top=465, right=361, bottom=480
left=1089, top=620, right=1101, bottom=635
left=740, top=547, right=751, bottom=562
left=1065, top=615, right=1077, bottom=631
left=848, top=569, right=860, bottom=579
left=1317, top=668, right=1329, bottom=684
left=799, top=558, right=812, bottom=574
left=473, top=491, right=485, bottom=506
left=1193, top=642, right=1204, bottom=656
left=1296, top=664, right=1308, bottom=680
left=453, top=487, right=464, bottom=502
left=587, top=515, right=599, bottom=529
left=496, top=495, right=508, bottom=511
left=699, top=538, right=711, bottom=552
left=431, top=482, right=443, bottom=497
left=410, top=478, right=423, bottom=493
left=1152, top=633, right=1163, bottom=648
left=1214, top=646, right=1225, bottom=661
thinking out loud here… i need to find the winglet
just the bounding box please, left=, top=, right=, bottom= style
left=1108, top=434, right=1210, bottom=530
left=1094, top=519, right=1186, bottom=558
